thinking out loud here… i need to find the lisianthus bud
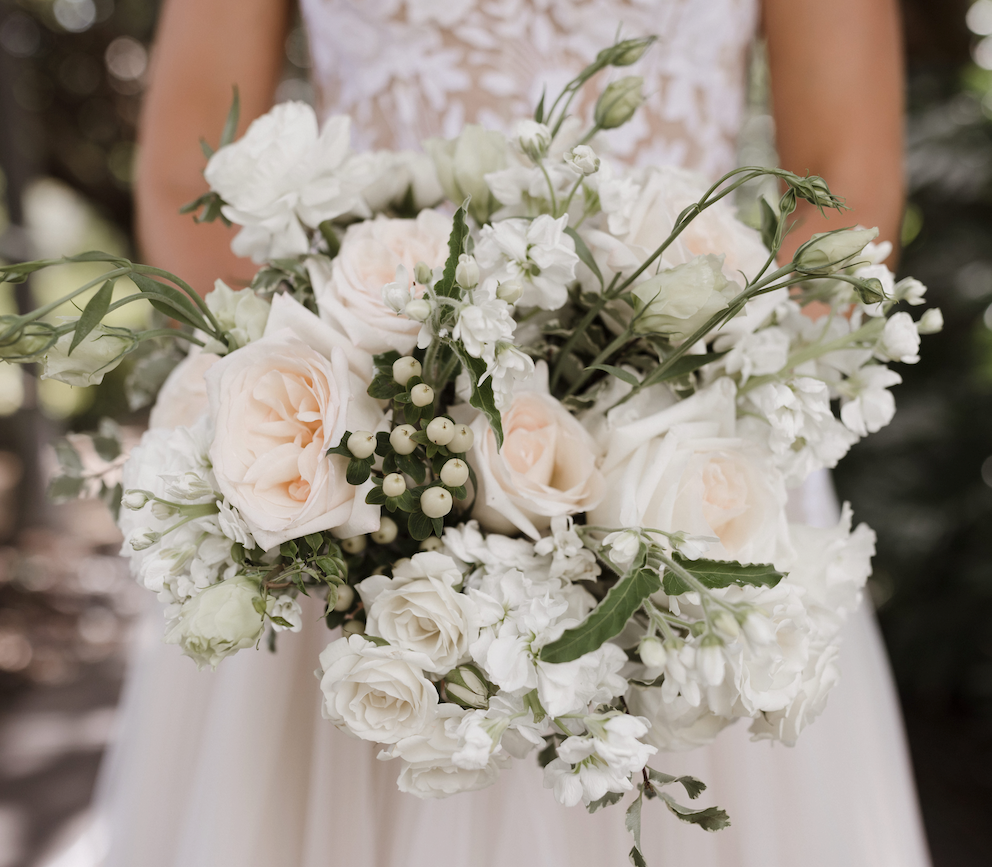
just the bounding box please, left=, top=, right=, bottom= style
left=347, top=431, right=377, bottom=459
left=516, top=120, right=552, bottom=162
left=420, top=487, right=452, bottom=518
left=332, top=583, right=355, bottom=612
left=371, top=516, right=399, bottom=544
left=0, top=319, right=52, bottom=359
left=42, top=325, right=136, bottom=388
left=598, top=35, right=655, bottom=67
left=403, top=299, right=432, bottom=322
left=414, top=261, right=434, bottom=286
left=445, top=664, right=492, bottom=709
left=564, top=145, right=600, bottom=175
left=392, top=356, right=422, bottom=386
left=382, top=473, right=406, bottom=497
left=638, top=636, right=667, bottom=669
left=447, top=424, right=474, bottom=453
left=129, top=528, right=160, bottom=550
left=496, top=278, right=524, bottom=305
left=917, top=307, right=943, bottom=334
left=594, top=76, right=644, bottom=129
left=455, top=254, right=480, bottom=289
left=390, top=424, right=419, bottom=455
left=341, top=535, right=367, bottom=554
left=410, top=383, right=434, bottom=407
left=855, top=277, right=886, bottom=305
left=439, top=458, right=469, bottom=487
left=426, top=416, right=455, bottom=446
left=122, top=489, right=151, bottom=510
left=795, top=227, right=879, bottom=274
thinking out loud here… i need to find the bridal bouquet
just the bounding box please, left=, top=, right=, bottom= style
left=0, top=38, right=940, bottom=863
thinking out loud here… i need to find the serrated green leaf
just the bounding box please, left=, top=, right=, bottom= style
left=587, top=790, right=625, bottom=814
left=281, top=540, right=299, bottom=559
left=346, top=459, right=371, bottom=486
left=304, top=533, right=323, bottom=554
left=54, top=440, right=83, bottom=475
left=408, top=511, right=433, bottom=541
left=539, top=566, right=661, bottom=663
left=565, top=226, right=604, bottom=289
left=69, top=280, right=115, bottom=355
left=625, top=792, right=643, bottom=855
left=647, top=768, right=706, bottom=800
left=219, top=85, right=240, bottom=148
left=435, top=201, right=471, bottom=298
left=660, top=794, right=730, bottom=831
left=629, top=847, right=648, bottom=867
left=587, top=363, right=639, bottom=386
left=48, top=474, right=84, bottom=502
left=455, top=348, right=503, bottom=449
left=662, top=556, right=784, bottom=596
left=655, top=351, right=727, bottom=382
left=130, top=273, right=208, bottom=332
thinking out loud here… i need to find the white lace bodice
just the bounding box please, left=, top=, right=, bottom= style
left=300, top=0, right=760, bottom=180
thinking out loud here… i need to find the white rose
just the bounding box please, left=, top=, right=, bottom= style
left=206, top=302, right=384, bottom=550
left=204, top=280, right=270, bottom=350
left=358, top=552, right=479, bottom=673
left=148, top=348, right=222, bottom=430
left=317, top=633, right=438, bottom=743
left=876, top=311, right=921, bottom=364
left=42, top=325, right=135, bottom=387
left=312, top=210, right=452, bottom=355
left=164, top=574, right=265, bottom=670
left=462, top=374, right=605, bottom=540
left=588, top=379, right=793, bottom=566
left=382, top=704, right=505, bottom=798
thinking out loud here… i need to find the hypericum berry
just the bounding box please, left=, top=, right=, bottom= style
left=382, top=473, right=406, bottom=497
left=426, top=416, right=455, bottom=446
left=440, top=458, right=469, bottom=488
left=447, top=423, right=475, bottom=453
left=389, top=424, right=419, bottom=455
left=392, top=356, right=422, bottom=386
left=340, top=535, right=367, bottom=554
left=332, top=584, right=355, bottom=612
left=419, top=537, right=444, bottom=552
left=342, top=619, right=365, bottom=637
left=347, top=431, right=376, bottom=459
left=371, top=516, right=399, bottom=544
left=420, top=487, right=452, bottom=518
left=403, top=299, right=431, bottom=322
left=410, top=383, right=434, bottom=407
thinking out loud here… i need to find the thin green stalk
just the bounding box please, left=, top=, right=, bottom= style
left=137, top=329, right=207, bottom=347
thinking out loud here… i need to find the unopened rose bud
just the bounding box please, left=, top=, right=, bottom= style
left=130, top=528, right=161, bottom=551
left=439, top=458, right=469, bottom=487
left=332, top=584, right=355, bottom=612
left=340, top=536, right=367, bottom=555
left=389, top=424, right=419, bottom=455
left=122, top=489, right=151, bottom=510
left=447, top=424, right=474, bottom=453
left=638, top=636, right=667, bottom=669
left=382, top=473, right=407, bottom=497
left=795, top=227, right=879, bottom=274
left=917, top=307, right=943, bottom=334
left=392, top=356, right=422, bottom=386
left=347, top=431, right=377, bottom=459
left=455, top=254, right=480, bottom=289
left=342, top=619, right=365, bottom=637
left=496, top=278, right=524, bottom=305
left=420, top=487, right=452, bottom=519
left=371, top=516, right=399, bottom=544
left=403, top=299, right=432, bottom=322
left=516, top=120, right=552, bottom=162
left=594, top=76, right=644, bottom=129
left=426, top=416, right=455, bottom=446
left=414, top=261, right=433, bottom=286
left=410, top=383, right=434, bottom=407
left=445, top=664, right=492, bottom=709
left=564, top=145, right=600, bottom=175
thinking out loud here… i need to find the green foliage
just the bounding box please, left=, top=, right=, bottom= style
left=587, top=790, right=625, bottom=813
left=625, top=792, right=644, bottom=866
left=434, top=200, right=471, bottom=298
left=69, top=280, right=115, bottom=354
left=662, top=556, right=784, bottom=596
left=129, top=273, right=208, bottom=333
left=455, top=349, right=503, bottom=449
left=659, top=795, right=730, bottom=831
left=565, top=226, right=603, bottom=289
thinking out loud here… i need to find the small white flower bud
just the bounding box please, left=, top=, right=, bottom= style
left=130, top=528, right=161, bottom=551
left=564, top=145, right=600, bottom=175
left=439, top=458, right=469, bottom=487
left=340, top=536, right=367, bottom=555
left=447, top=424, right=475, bottom=453
left=445, top=665, right=491, bottom=709
left=347, top=431, right=377, bottom=459
left=371, top=516, right=399, bottom=544
left=742, top=612, right=775, bottom=646
left=426, top=416, right=455, bottom=446
left=455, top=254, right=480, bottom=289
left=382, top=473, right=407, bottom=497
left=151, top=501, right=180, bottom=521
left=414, top=261, right=433, bottom=286
left=341, top=619, right=365, bottom=637
left=496, top=278, right=524, bottom=305
left=698, top=640, right=726, bottom=687
left=714, top=612, right=740, bottom=641
left=382, top=266, right=412, bottom=313
left=166, top=472, right=214, bottom=501
left=389, top=424, right=419, bottom=455
left=420, top=487, right=452, bottom=518
left=122, top=489, right=151, bottom=510
left=410, top=383, right=434, bottom=407
left=403, top=299, right=432, bottom=322
left=516, top=120, right=552, bottom=162
left=638, top=636, right=667, bottom=669
left=419, top=537, right=444, bottom=552
left=332, top=584, right=355, bottom=612
left=392, top=356, right=422, bottom=386
left=917, top=307, right=943, bottom=335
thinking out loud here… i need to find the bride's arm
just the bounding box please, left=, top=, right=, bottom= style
left=134, top=0, right=291, bottom=294
left=763, top=0, right=905, bottom=265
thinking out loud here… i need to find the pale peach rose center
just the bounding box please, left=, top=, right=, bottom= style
left=700, top=458, right=749, bottom=539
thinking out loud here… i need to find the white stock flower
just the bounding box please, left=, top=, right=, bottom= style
left=317, top=634, right=438, bottom=743
left=358, top=552, right=480, bottom=673
left=204, top=281, right=270, bottom=350
left=602, top=530, right=641, bottom=570
left=720, top=327, right=790, bottom=384
left=917, top=308, right=943, bottom=334
left=266, top=593, right=303, bottom=632
left=475, top=215, right=578, bottom=310
left=839, top=365, right=902, bottom=437
left=164, top=575, right=265, bottom=670
left=452, top=283, right=516, bottom=364
left=533, top=516, right=600, bottom=582
left=876, top=311, right=921, bottom=364
left=895, top=277, right=927, bottom=306
left=564, top=145, right=600, bottom=175
left=488, top=343, right=537, bottom=410
left=625, top=687, right=732, bottom=752
left=42, top=325, right=135, bottom=387
left=515, top=119, right=552, bottom=160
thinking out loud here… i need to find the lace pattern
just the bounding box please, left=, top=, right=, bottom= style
left=300, top=0, right=759, bottom=179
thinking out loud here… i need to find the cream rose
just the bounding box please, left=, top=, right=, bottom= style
left=317, top=634, right=438, bottom=744
left=148, top=348, right=221, bottom=430
left=312, top=210, right=452, bottom=355
left=462, top=372, right=605, bottom=540
left=588, top=379, right=793, bottom=567
left=206, top=300, right=383, bottom=550
left=358, top=552, right=479, bottom=673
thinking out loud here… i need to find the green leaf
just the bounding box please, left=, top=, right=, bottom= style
left=625, top=792, right=643, bottom=856
left=219, top=85, right=240, bottom=148
left=318, top=220, right=340, bottom=258
left=587, top=363, right=639, bottom=386
left=536, top=739, right=558, bottom=768
left=759, top=196, right=779, bottom=252
left=522, top=688, right=547, bottom=724
left=565, top=226, right=603, bottom=289
left=268, top=615, right=293, bottom=628
left=92, top=433, right=121, bottom=462
left=346, top=459, right=371, bottom=486
left=303, top=533, right=324, bottom=554
left=130, top=273, right=208, bottom=332
left=662, top=556, right=784, bottom=596
left=629, top=847, right=648, bottom=867
left=69, top=280, right=115, bottom=355
left=252, top=597, right=267, bottom=616
left=48, top=474, right=84, bottom=502
left=366, top=486, right=388, bottom=506
left=54, top=440, right=83, bottom=475
left=431, top=516, right=444, bottom=537
left=534, top=86, right=546, bottom=124
left=587, top=790, right=625, bottom=814
left=199, top=137, right=215, bottom=160
left=408, top=511, right=433, bottom=541
left=647, top=769, right=706, bottom=800
left=434, top=200, right=471, bottom=298
left=539, top=566, right=661, bottom=664
left=454, top=348, right=503, bottom=449
left=367, top=374, right=405, bottom=400
left=655, top=351, right=727, bottom=382
left=325, top=609, right=347, bottom=630
left=660, top=794, right=730, bottom=832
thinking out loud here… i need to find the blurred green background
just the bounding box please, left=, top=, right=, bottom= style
left=0, top=0, right=990, bottom=864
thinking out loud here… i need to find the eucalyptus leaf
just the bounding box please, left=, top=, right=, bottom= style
left=69, top=280, right=115, bottom=355
left=662, top=556, right=784, bottom=596
left=539, top=566, right=661, bottom=664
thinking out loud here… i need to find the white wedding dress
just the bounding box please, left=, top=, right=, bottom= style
left=50, top=3, right=933, bottom=866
